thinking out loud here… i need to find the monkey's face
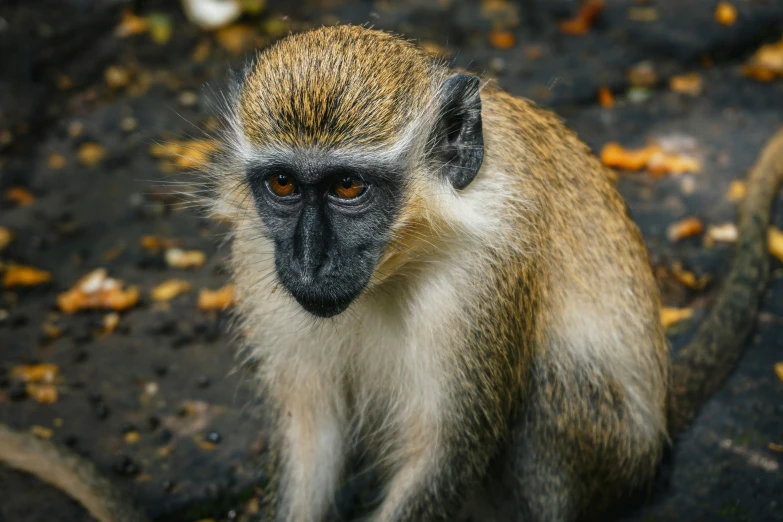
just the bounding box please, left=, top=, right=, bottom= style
left=247, top=156, right=404, bottom=318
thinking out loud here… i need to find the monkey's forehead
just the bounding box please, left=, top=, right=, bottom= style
left=238, top=26, right=438, bottom=150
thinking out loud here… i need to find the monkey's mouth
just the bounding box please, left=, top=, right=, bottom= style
left=289, top=291, right=355, bottom=318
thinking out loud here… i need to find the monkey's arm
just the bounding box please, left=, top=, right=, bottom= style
left=373, top=356, right=518, bottom=522
left=0, top=422, right=150, bottom=522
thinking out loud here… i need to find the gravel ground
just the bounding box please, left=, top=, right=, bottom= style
left=1, top=1, right=782, bottom=521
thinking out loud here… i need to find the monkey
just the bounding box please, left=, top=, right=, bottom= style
left=1, top=24, right=782, bottom=522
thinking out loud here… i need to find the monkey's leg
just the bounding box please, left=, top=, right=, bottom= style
left=262, top=377, right=348, bottom=522
left=500, top=368, right=665, bottom=522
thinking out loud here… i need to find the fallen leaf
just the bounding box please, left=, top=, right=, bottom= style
left=670, top=262, right=711, bottom=290
left=600, top=142, right=700, bottom=175
left=77, top=142, right=106, bottom=167
left=660, top=307, right=693, bottom=328
left=598, top=87, right=614, bottom=108
left=47, top=153, right=66, bottom=169
left=193, top=435, right=217, bottom=451
left=769, top=227, right=783, bottom=263
left=726, top=180, right=747, bottom=201
left=628, top=61, right=657, bottom=88
left=124, top=431, right=141, bottom=444
left=147, top=13, right=173, bottom=45
left=165, top=248, right=206, bottom=269
left=31, top=426, right=54, bottom=440
left=4, top=265, right=53, bottom=288
left=198, top=284, right=235, bottom=311
left=559, top=0, right=605, bottom=35
left=116, top=11, right=149, bottom=37
left=12, top=364, right=60, bottom=383
left=714, top=2, right=737, bottom=26
left=669, top=73, right=703, bottom=96
left=769, top=441, right=783, bottom=453
left=0, top=227, right=12, bottom=250
left=489, top=30, right=515, bottom=49
left=216, top=24, right=259, bottom=54
left=5, top=187, right=35, bottom=206
left=742, top=37, right=783, bottom=82
left=151, top=279, right=192, bottom=301
left=149, top=139, right=219, bottom=170
left=775, top=362, right=783, bottom=382
left=27, top=384, right=58, bottom=404
left=105, top=66, right=131, bottom=88
left=706, top=223, right=738, bottom=243
left=102, top=312, right=121, bottom=335
left=667, top=217, right=704, bottom=242
left=57, top=268, right=140, bottom=314
left=141, top=235, right=180, bottom=251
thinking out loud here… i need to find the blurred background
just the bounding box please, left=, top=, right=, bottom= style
left=0, top=1, right=782, bottom=521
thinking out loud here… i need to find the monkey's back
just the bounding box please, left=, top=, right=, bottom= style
left=476, top=86, right=670, bottom=517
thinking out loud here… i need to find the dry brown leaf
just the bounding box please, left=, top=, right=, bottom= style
left=47, top=153, right=66, bottom=170
left=769, top=442, right=783, bottom=453
left=27, top=383, right=58, bottom=404
left=628, top=61, right=658, bottom=87
left=714, top=2, right=737, bottom=26
left=149, top=139, right=219, bottom=170
left=667, top=217, right=704, bottom=242
left=670, top=262, right=710, bottom=290
left=726, top=180, right=747, bottom=201
left=105, top=66, right=131, bottom=88
left=669, top=73, right=703, bottom=96
left=598, top=87, right=614, bottom=108
left=151, top=279, right=192, bottom=301
left=769, top=227, right=783, bottom=263
left=559, top=0, right=605, bottom=35
left=660, top=307, right=693, bottom=328
left=5, top=187, right=35, bottom=206
left=4, top=265, right=53, bottom=288
left=0, top=227, right=12, bottom=250
left=198, top=284, right=235, bottom=311
left=774, top=362, right=783, bottom=382
left=78, top=142, right=106, bottom=167
left=600, top=142, right=700, bottom=175
left=165, top=248, right=206, bottom=269
left=116, top=11, right=149, bottom=37
left=742, top=37, right=783, bottom=82
left=57, top=268, right=140, bottom=314
left=216, top=25, right=259, bottom=54
left=12, top=363, right=60, bottom=383
left=140, top=235, right=180, bottom=252
left=31, top=426, right=54, bottom=440
left=489, top=30, right=515, bottom=49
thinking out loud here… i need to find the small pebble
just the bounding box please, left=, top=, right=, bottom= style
left=206, top=431, right=222, bottom=444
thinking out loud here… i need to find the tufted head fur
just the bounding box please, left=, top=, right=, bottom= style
left=238, top=25, right=440, bottom=151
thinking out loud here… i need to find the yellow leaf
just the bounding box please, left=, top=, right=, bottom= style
left=660, top=307, right=693, bottom=328
left=769, top=227, right=783, bottom=263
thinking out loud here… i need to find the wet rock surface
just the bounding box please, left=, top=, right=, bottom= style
left=1, top=1, right=781, bottom=521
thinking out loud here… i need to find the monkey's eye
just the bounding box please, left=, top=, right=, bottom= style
left=267, top=174, right=298, bottom=197
left=331, top=176, right=366, bottom=199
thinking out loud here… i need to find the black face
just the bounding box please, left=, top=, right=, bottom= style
left=243, top=73, right=484, bottom=318
left=247, top=157, right=404, bottom=317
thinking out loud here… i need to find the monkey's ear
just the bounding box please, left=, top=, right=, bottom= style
left=432, top=74, right=484, bottom=190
